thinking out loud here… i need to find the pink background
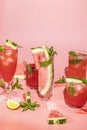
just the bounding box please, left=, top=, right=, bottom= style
left=0, top=0, right=87, bottom=80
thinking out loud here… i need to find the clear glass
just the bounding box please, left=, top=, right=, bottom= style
left=26, top=63, right=38, bottom=89
left=68, top=50, right=87, bottom=79
left=0, top=46, right=18, bottom=102
left=38, top=59, right=54, bottom=101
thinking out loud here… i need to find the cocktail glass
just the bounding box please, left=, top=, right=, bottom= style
left=63, top=82, right=87, bottom=108
left=26, top=63, right=38, bottom=89
left=0, top=45, right=18, bottom=102
left=68, top=50, right=87, bottom=79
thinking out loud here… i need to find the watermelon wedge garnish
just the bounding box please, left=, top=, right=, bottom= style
left=31, top=45, right=56, bottom=98
left=14, top=62, right=26, bottom=79
left=48, top=110, right=67, bottom=124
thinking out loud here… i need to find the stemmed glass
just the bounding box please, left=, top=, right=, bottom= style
left=0, top=44, right=18, bottom=102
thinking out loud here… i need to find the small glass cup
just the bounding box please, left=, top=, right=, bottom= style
left=68, top=50, right=87, bottom=79
left=26, top=63, right=38, bottom=89
left=63, top=83, right=87, bottom=108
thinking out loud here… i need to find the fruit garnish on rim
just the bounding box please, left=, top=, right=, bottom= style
left=14, top=62, right=26, bottom=80
left=31, top=45, right=57, bottom=99
left=5, top=39, right=22, bottom=49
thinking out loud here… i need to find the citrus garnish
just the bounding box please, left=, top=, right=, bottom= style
left=6, top=39, right=22, bottom=49
left=7, top=99, right=20, bottom=110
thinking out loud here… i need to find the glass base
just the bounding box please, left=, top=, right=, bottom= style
left=0, top=90, right=21, bottom=103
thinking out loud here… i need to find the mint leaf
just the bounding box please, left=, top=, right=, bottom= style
left=55, top=76, right=66, bottom=83
left=19, top=102, right=27, bottom=107
left=40, top=58, right=52, bottom=67
left=69, top=59, right=82, bottom=64
left=69, top=51, right=78, bottom=58
left=0, top=79, right=5, bottom=88
left=48, top=46, right=57, bottom=57
left=11, top=78, right=23, bottom=90
left=26, top=64, right=35, bottom=75
left=82, top=78, right=87, bottom=85
left=0, top=45, right=6, bottom=52
left=68, top=82, right=75, bottom=96
left=20, top=91, right=40, bottom=112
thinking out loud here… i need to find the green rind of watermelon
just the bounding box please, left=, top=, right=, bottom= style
left=38, top=45, right=54, bottom=98
left=48, top=117, right=67, bottom=124
left=31, top=45, right=54, bottom=98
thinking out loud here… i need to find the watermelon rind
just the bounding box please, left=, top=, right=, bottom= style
left=6, top=39, right=20, bottom=50
left=31, top=45, right=54, bottom=97
left=66, top=77, right=82, bottom=83
left=48, top=117, right=67, bottom=124
left=14, top=75, right=26, bottom=80
left=38, top=45, right=54, bottom=96
left=31, top=47, right=43, bottom=54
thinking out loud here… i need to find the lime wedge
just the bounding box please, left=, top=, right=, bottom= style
left=7, top=99, right=20, bottom=110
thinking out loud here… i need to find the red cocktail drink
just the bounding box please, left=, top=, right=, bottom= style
left=68, top=51, right=87, bottom=79
left=26, top=64, right=38, bottom=89
left=0, top=46, right=18, bottom=82
left=63, top=82, right=87, bottom=108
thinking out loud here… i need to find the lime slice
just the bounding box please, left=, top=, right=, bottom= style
left=6, top=39, right=21, bottom=49
left=66, top=77, right=82, bottom=83
left=7, top=99, right=20, bottom=110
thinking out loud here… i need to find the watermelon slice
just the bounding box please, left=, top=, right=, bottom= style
left=31, top=45, right=54, bottom=98
left=48, top=110, right=67, bottom=124
left=14, top=62, right=26, bottom=79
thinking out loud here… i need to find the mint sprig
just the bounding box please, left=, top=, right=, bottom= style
left=20, top=92, right=40, bottom=112
left=46, top=46, right=57, bottom=57
left=40, top=58, right=52, bottom=67
left=26, top=64, right=35, bottom=75
left=69, top=51, right=78, bottom=58
left=11, top=78, right=23, bottom=90
left=55, top=76, right=66, bottom=83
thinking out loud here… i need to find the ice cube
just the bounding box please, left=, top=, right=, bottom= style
left=0, top=55, right=5, bottom=60
left=6, top=50, right=12, bottom=56
left=7, top=57, right=14, bottom=63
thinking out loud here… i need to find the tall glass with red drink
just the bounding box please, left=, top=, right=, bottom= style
left=0, top=43, right=18, bottom=101
left=0, top=46, right=18, bottom=82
